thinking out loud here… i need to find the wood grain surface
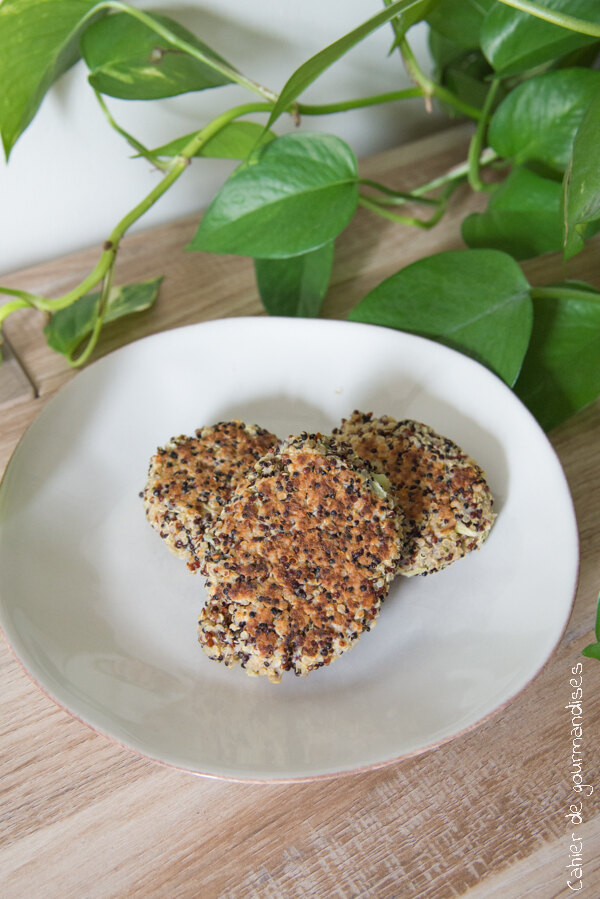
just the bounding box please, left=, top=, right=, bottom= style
left=1, top=124, right=599, bottom=899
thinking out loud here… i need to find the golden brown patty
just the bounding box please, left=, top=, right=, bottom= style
left=334, top=412, right=495, bottom=576
left=142, top=421, right=278, bottom=571
left=198, top=434, right=405, bottom=682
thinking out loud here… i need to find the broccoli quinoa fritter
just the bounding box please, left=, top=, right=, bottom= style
left=198, top=434, right=406, bottom=682
left=142, top=421, right=278, bottom=571
left=334, top=412, right=495, bottom=577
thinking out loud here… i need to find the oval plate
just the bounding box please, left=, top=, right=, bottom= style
left=0, top=318, right=578, bottom=780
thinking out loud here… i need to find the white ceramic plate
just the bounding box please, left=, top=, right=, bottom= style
left=0, top=318, right=578, bottom=781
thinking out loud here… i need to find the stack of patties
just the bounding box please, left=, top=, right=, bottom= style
left=143, top=412, right=495, bottom=683
left=198, top=433, right=405, bottom=683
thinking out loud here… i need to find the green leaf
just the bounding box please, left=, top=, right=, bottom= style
left=462, top=168, right=563, bottom=260
left=428, top=28, right=499, bottom=112
left=428, top=32, right=497, bottom=112
left=102, top=277, right=163, bottom=323
left=148, top=122, right=275, bottom=161
left=563, top=92, right=600, bottom=259
left=514, top=282, right=600, bottom=429
left=188, top=133, right=358, bottom=259
left=489, top=69, right=600, bottom=173
left=0, top=0, right=104, bottom=158
left=44, top=293, right=99, bottom=357
left=481, top=0, right=600, bottom=75
left=81, top=12, right=233, bottom=100
left=266, top=0, right=431, bottom=128
left=254, top=243, right=334, bottom=317
left=348, top=249, right=533, bottom=385
left=443, top=51, right=499, bottom=113
left=44, top=278, right=162, bottom=359
left=428, top=29, right=467, bottom=73
left=582, top=591, right=600, bottom=658
left=593, top=592, right=600, bottom=641
left=427, top=0, right=494, bottom=50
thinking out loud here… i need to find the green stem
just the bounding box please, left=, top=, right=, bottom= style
left=69, top=259, right=116, bottom=368
left=433, top=81, right=482, bottom=122
left=400, top=37, right=482, bottom=120
left=496, top=0, right=600, bottom=37
left=358, top=148, right=498, bottom=212
left=0, top=297, right=31, bottom=332
left=39, top=103, right=271, bottom=314
left=358, top=178, right=439, bottom=206
left=530, top=286, right=600, bottom=302
left=414, top=148, right=498, bottom=196
left=94, top=91, right=170, bottom=172
left=467, top=78, right=501, bottom=192
left=359, top=180, right=458, bottom=228
left=37, top=251, right=115, bottom=313
left=298, top=87, right=423, bottom=115
left=382, top=2, right=482, bottom=121
left=84, top=1, right=279, bottom=102
left=359, top=194, right=422, bottom=226
left=0, top=286, right=44, bottom=308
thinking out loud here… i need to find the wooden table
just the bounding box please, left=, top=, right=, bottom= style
left=2, top=125, right=599, bottom=898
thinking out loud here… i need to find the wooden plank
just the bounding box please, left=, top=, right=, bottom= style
left=0, top=333, right=35, bottom=408
left=1, top=123, right=599, bottom=899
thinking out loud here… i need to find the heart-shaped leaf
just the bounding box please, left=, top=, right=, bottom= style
left=254, top=242, right=334, bottom=318
left=481, top=0, right=600, bottom=75
left=81, top=12, right=233, bottom=100
left=348, top=249, right=532, bottom=385
left=188, top=133, right=358, bottom=259
left=514, top=281, right=600, bottom=430
left=489, top=68, right=600, bottom=172
left=44, top=278, right=162, bottom=359
left=563, top=92, right=600, bottom=259
left=0, top=0, right=104, bottom=158
left=148, top=122, right=274, bottom=161
left=462, top=168, right=563, bottom=260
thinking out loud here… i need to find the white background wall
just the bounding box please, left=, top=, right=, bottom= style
left=0, top=1, right=444, bottom=275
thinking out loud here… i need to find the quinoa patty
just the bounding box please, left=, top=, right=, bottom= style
left=198, top=433, right=405, bottom=682
left=334, top=412, right=495, bottom=576
left=142, top=421, right=278, bottom=571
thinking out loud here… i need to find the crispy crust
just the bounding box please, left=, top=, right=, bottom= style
left=334, top=412, right=495, bottom=576
left=142, top=421, right=278, bottom=571
left=198, top=434, right=405, bottom=682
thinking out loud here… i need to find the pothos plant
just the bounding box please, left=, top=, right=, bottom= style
left=0, top=0, right=599, bottom=437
